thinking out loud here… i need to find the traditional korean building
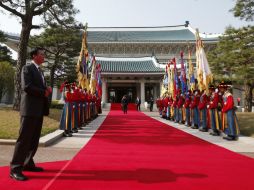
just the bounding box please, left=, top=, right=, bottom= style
left=86, top=22, right=219, bottom=103
left=3, top=22, right=219, bottom=104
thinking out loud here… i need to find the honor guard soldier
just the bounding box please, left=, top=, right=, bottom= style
left=71, top=84, right=79, bottom=133
left=178, top=93, right=185, bottom=124
left=198, top=90, right=208, bottom=132
left=59, top=82, right=73, bottom=137
left=190, top=90, right=200, bottom=129
left=207, top=86, right=221, bottom=136
left=184, top=90, right=192, bottom=127
left=222, top=83, right=240, bottom=140
left=173, top=96, right=178, bottom=122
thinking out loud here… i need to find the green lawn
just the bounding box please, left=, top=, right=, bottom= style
left=236, top=112, right=254, bottom=138
left=0, top=108, right=62, bottom=139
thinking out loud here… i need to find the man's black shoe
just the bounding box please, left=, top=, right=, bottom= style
left=210, top=132, right=220, bottom=136
left=63, top=132, right=72, bottom=137
left=199, top=128, right=208, bottom=132
left=72, top=128, right=78, bottom=133
left=10, top=172, right=28, bottom=181
left=223, top=136, right=234, bottom=141
left=23, top=166, right=44, bottom=172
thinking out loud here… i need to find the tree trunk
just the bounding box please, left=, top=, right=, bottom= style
left=13, top=19, right=32, bottom=110
left=48, top=65, right=56, bottom=105
left=243, top=81, right=252, bottom=112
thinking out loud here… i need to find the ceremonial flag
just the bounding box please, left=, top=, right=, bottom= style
left=77, top=30, right=89, bottom=90
left=173, top=58, right=178, bottom=98
left=163, top=65, right=169, bottom=86
left=168, top=60, right=174, bottom=96
left=195, top=29, right=213, bottom=92
left=89, top=56, right=97, bottom=94
left=96, top=63, right=102, bottom=97
left=180, top=51, right=187, bottom=94
left=160, top=82, right=167, bottom=97
left=188, top=48, right=195, bottom=90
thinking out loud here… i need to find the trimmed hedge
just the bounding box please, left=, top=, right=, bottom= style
left=50, top=100, right=64, bottom=109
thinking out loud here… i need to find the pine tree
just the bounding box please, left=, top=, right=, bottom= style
left=231, top=0, right=254, bottom=21
left=0, top=0, right=80, bottom=110
left=29, top=26, right=82, bottom=103
left=208, top=26, right=254, bottom=112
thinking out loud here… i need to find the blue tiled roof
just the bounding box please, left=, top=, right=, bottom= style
left=96, top=57, right=164, bottom=73
left=88, top=29, right=195, bottom=42
left=87, top=26, right=219, bottom=42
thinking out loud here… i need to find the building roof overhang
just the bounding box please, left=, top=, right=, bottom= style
left=87, top=24, right=220, bottom=43
left=96, top=56, right=164, bottom=74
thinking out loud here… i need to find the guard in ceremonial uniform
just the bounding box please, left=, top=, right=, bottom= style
left=173, top=96, right=178, bottom=122
left=184, top=90, right=192, bottom=127
left=165, top=95, right=170, bottom=120
left=198, top=90, right=208, bottom=132
left=59, top=82, right=73, bottom=137
left=162, top=96, right=167, bottom=119
left=80, top=88, right=86, bottom=127
left=208, top=86, right=221, bottom=136
left=72, top=83, right=79, bottom=133
left=222, top=83, right=240, bottom=140
left=178, top=93, right=185, bottom=124
left=96, top=96, right=102, bottom=114
left=190, top=90, right=200, bottom=129
left=167, top=95, right=173, bottom=120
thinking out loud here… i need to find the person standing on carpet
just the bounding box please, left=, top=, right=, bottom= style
left=10, top=47, right=52, bottom=181
left=150, top=96, right=154, bottom=112
left=121, top=95, right=128, bottom=114
left=135, top=96, right=141, bottom=111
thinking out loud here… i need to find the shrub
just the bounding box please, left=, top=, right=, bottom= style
left=50, top=100, right=64, bottom=109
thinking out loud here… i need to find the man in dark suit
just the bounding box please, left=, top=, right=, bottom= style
left=121, top=95, right=128, bottom=114
left=150, top=96, right=154, bottom=112
left=135, top=96, right=141, bottom=111
left=10, top=47, right=52, bottom=181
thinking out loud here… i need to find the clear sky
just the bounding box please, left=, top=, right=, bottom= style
left=0, top=0, right=252, bottom=35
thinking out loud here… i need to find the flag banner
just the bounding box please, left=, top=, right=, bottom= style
left=195, top=29, right=213, bottom=92
left=89, top=56, right=97, bottom=94
left=173, top=58, right=179, bottom=98
left=160, top=82, right=167, bottom=97
left=180, top=51, right=187, bottom=94
left=168, top=60, right=174, bottom=97
left=188, top=49, right=195, bottom=90
left=96, top=63, right=102, bottom=98
left=163, top=66, right=168, bottom=85
left=77, top=30, right=89, bottom=90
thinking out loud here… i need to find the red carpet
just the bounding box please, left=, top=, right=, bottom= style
left=0, top=161, right=68, bottom=190
left=110, top=103, right=137, bottom=110
left=1, top=110, right=254, bottom=190
left=46, top=111, right=254, bottom=190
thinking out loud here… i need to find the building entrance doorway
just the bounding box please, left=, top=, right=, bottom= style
left=108, top=87, right=136, bottom=103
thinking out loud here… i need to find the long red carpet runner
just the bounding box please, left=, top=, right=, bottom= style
left=110, top=103, right=137, bottom=110
left=1, top=108, right=254, bottom=189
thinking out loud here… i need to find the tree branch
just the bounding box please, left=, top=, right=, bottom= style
left=31, top=25, right=41, bottom=29
left=33, top=0, right=54, bottom=16
left=0, top=1, right=24, bottom=18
